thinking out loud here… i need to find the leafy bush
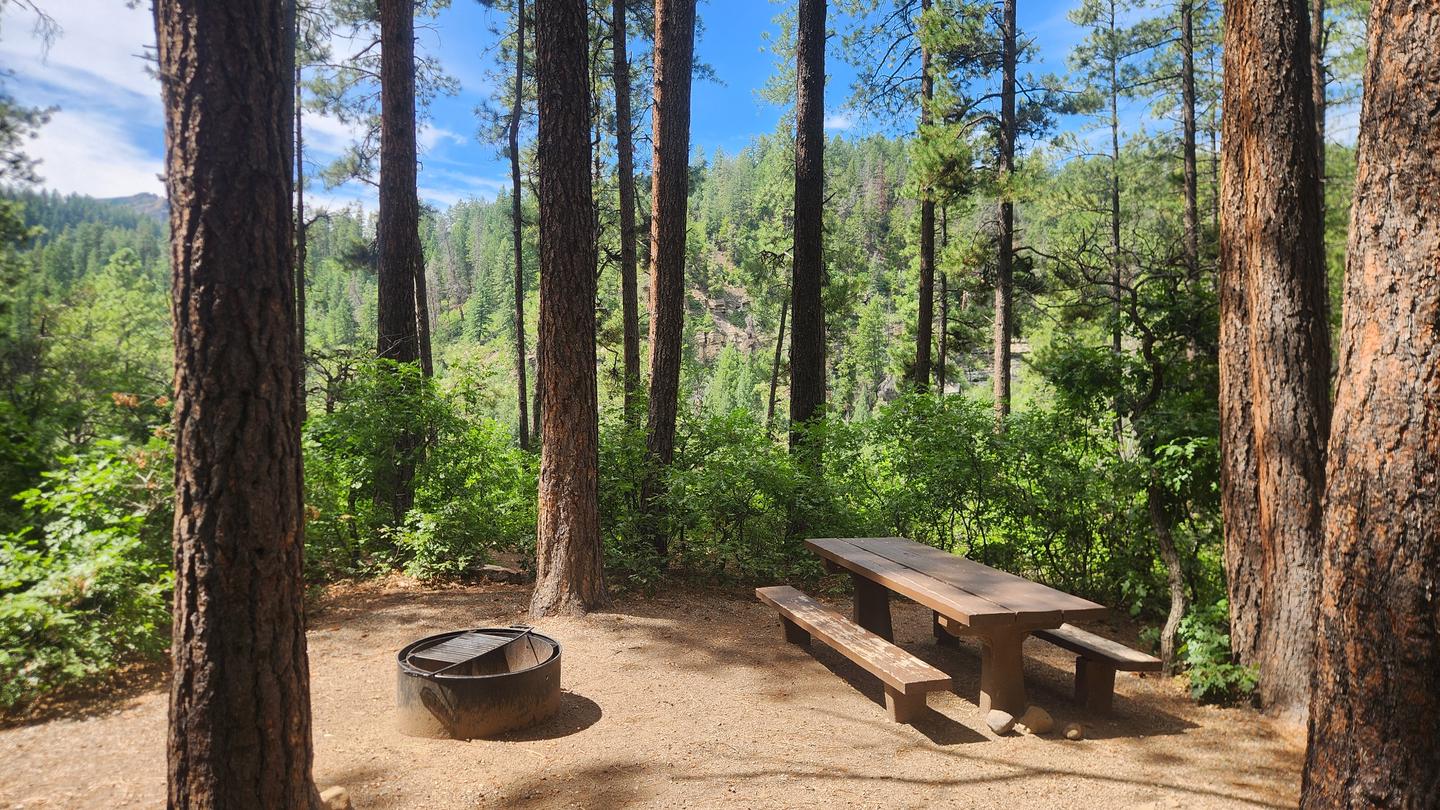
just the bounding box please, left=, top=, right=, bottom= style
left=1177, top=600, right=1258, bottom=704
left=0, top=437, right=173, bottom=709
left=303, top=359, right=537, bottom=581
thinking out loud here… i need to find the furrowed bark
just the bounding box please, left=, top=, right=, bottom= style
left=1219, top=0, right=1329, bottom=719
left=530, top=0, right=607, bottom=616
left=155, top=0, right=320, bottom=804
left=1302, top=2, right=1440, bottom=802
left=640, top=0, right=696, bottom=557
left=375, top=0, right=423, bottom=522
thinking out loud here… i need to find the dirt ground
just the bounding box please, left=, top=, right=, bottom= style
left=0, top=580, right=1303, bottom=808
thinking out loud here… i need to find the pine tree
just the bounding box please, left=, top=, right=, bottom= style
left=154, top=0, right=320, bottom=803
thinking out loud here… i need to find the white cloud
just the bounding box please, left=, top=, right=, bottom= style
left=28, top=109, right=164, bottom=198
left=419, top=124, right=466, bottom=153
left=0, top=1, right=158, bottom=110
left=824, top=113, right=854, bottom=131
left=3, top=1, right=162, bottom=198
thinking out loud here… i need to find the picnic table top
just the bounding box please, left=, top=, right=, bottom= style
left=806, top=537, right=1108, bottom=631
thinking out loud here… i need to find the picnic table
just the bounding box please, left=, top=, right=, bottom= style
left=806, top=536, right=1108, bottom=716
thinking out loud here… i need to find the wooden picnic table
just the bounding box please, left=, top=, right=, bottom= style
left=807, top=536, right=1108, bottom=716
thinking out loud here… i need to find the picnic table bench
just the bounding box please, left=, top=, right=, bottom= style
left=805, top=537, right=1110, bottom=715
left=756, top=585, right=951, bottom=722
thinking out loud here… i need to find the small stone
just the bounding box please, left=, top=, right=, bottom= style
left=985, top=709, right=1016, bottom=735
left=1016, top=705, right=1054, bottom=735
left=319, top=786, right=352, bottom=809
left=1063, top=722, right=1085, bottom=741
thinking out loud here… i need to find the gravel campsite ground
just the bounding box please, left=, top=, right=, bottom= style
left=1, top=579, right=1303, bottom=808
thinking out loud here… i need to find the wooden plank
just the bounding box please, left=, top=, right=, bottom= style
left=755, top=586, right=951, bottom=695
left=806, top=539, right=1015, bottom=629
left=1033, top=624, right=1162, bottom=671
left=852, top=537, right=1108, bottom=623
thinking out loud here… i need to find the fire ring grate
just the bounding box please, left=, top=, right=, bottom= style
left=396, top=626, right=562, bottom=739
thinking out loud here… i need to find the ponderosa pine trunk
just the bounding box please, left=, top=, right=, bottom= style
left=376, top=0, right=423, bottom=522
left=511, top=0, right=532, bottom=450
left=612, top=0, right=641, bottom=422
left=789, top=0, right=826, bottom=461
left=914, top=0, right=934, bottom=393
left=1301, top=3, right=1440, bottom=802
left=641, top=0, right=696, bottom=557
left=993, top=0, right=1016, bottom=424
left=1218, top=0, right=1329, bottom=719
left=154, top=0, right=320, bottom=804
left=530, top=0, right=606, bottom=616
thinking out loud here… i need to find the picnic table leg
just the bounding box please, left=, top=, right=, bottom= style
left=851, top=574, right=893, bottom=641
left=977, top=628, right=1028, bottom=715
left=933, top=612, right=958, bottom=648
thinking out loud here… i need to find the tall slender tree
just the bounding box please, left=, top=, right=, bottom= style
left=1302, top=2, right=1440, bottom=799
left=993, top=0, right=1016, bottom=423
left=375, top=0, right=424, bottom=522
left=641, top=0, right=697, bottom=557
left=1180, top=0, right=1200, bottom=280
left=154, top=0, right=321, bottom=804
left=1218, top=0, right=1329, bottom=719
left=913, top=0, right=934, bottom=392
left=530, top=0, right=607, bottom=616
left=612, top=0, right=642, bottom=422
left=510, top=0, right=532, bottom=450
left=790, top=0, right=827, bottom=457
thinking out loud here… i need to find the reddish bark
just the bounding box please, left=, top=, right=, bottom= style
left=1302, top=2, right=1440, bottom=802
left=641, top=0, right=696, bottom=555
left=154, top=0, right=319, bottom=804
left=530, top=0, right=607, bottom=616
left=1219, top=0, right=1329, bottom=718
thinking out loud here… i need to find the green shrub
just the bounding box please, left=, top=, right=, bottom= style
left=303, top=359, right=537, bottom=581
left=0, top=437, right=173, bottom=710
left=1177, top=600, right=1258, bottom=704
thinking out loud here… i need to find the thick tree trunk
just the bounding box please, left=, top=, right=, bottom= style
left=376, top=0, right=423, bottom=522
left=640, top=0, right=696, bottom=557
left=1181, top=0, right=1200, bottom=280
left=914, top=0, right=934, bottom=393
left=511, top=0, right=531, bottom=450
left=1302, top=4, right=1440, bottom=802
left=612, top=0, right=641, bottom=423
left=1219, top=0, right=1329, bottom=719
left=993, top=0, right=1015, bottom=424
left=790, top=0, right=826, bottom=461
left=154, top=0, right=320, bottom=805
left=530, top=0, right=606, bottom=617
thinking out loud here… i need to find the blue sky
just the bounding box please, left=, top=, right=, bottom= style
left=1, top=0, right=1087, bottom=209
